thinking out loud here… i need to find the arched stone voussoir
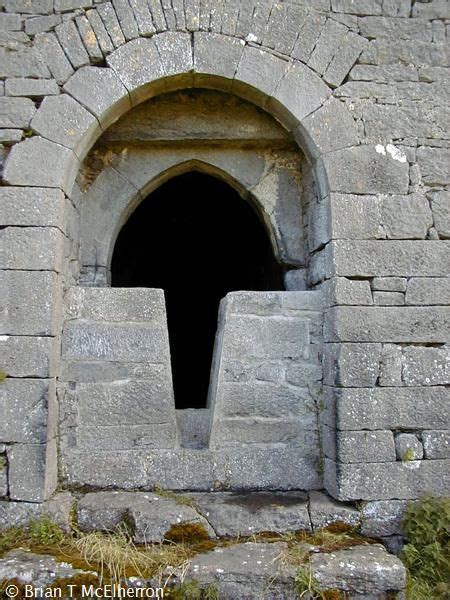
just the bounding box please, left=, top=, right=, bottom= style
left=297, top=97, right=360, bottom=161
left=30, top=94, right=101, bottom=162
left=107, top=34, right=194, bottom=106
left=267, top=60, right=331, bottom=132
left=3, top=136, right=80, bottom=196
left=63, top=66, right=131, bottom=132
left=193, top=32, right=245, bottom=90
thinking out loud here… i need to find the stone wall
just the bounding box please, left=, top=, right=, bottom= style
left=0, top=0, right=449, bottom=505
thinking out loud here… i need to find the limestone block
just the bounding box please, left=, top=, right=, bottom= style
left=0, top=129, right=22, bottom=144
left=284, top=269, right=307, bottom=291
left=3, top=136, right=79, bottom=194
left=331, top=0, right=382, bottom=16
left=0, top=466, right=7, bottom=498
left=325, top=240, right=450, bottom=278
left=381, top=193, right=432, bottom=239
left=25, top=15, right=62, bottom=36
left=327, top=193, right=383, bottom=240
left=0, top=187, right=66, bottom=230
left=319, top=278, right=373, bottom=306
left=402, top=346, right=450, bottom=386
left=5, top=78, right=59, bottom=98
left=0, top=97, right=35, bottom=128
left=322, top=145, right=409, bottom=195
left=423, top=431, right=450, bottom=459
left=311, top=544, right=406, bottom=596
left=0, top=379, right=50, bottom=444
left=153, top=31, right=193, bottom=79
left=128, top=0, right=155, bottom=36
left=176, top=409, right=210, bottom=449
left=213, top=419, right=318, bottom=449
left=395, top=433, right=424, bottom=461
left=361, top=39, right=448, bottom=67
left=74, top=423, right=176, bottom=451
left=373, top=291, right=404, bottom=305
left=412, top=0, right=450, bottom=18
left=0, top=502, right=41, bottom=531
left=189, top=492, right=312, bottom=537
left=0, top=227, right=64, bottom=271
left=268, top=61, right=331, bottom=130
left=326, top=306, right=450, bottom=343
left=107, top=37, right=165, bottom=104
left=233, top=44, right=289, bottom=106
left=331, top=386, right=449, bottom=431
left=331, top=430, right=396, bottom=463
left=34, top=32, right=74, bottom=85
left=285, top=362, right=322, bottom=386
left=300, top=98, right=359, bottom=158
left=406, top=278, right=450, bottom=306
left=0, top=271, right=60, bottom=336
left=86, top=8, right=114, bottom=55
left=323, top=343, right=381, bottom=387
left=131, top=499, right=215, bottom=543
left=324, top=31, right=368, bottom=87
left=0, top=13, right=21, bottom=30
left=378, top=343, right=402, bottom=386
left=7, top=444, right=47, bottom=502
left=0, top=336, right=56, bottom=378
left=78, top=492, right=147, bottom=532
left=75, top=15, right=103, bottom=64
left=5, top=0, right=53, bottom=12
left=194, top=32, right=244, bottom=88
left=96, top=2, right=126, bottom=48
left=417, top=146, right=450, bottom=185
left=429, top=190, right=450, bottom=238
left=31, top=94, right=100, bottom=161
left=111, top=0, right=139, bottom=41
left=308, top=18, right=348, bottom=76
left=372, top=277, right=406, bottom=292
left=292, top=12, right=327, bottom=63
left=55, top=20, right=89, bottom=69
left=326, top=458, right=450, bottom=500
left=147, top=0, right=166, bottom=32
left=64, top=66, right=130, bottom=130
left=309, top=491, right=360, bottom=530
left=75, top=378, right=175, bottom=426
left=360, top=500, right=409, bottom=537
left=62, top=321, right=171, bottom=364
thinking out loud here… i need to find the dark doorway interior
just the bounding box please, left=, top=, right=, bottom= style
left=111, top=172, right=283, bottom=408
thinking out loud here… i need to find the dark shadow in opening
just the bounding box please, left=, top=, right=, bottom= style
left=111, top=172, right=283, bottom=408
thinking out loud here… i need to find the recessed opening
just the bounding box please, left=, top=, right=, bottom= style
left=111, top=171, right=283, bottom=408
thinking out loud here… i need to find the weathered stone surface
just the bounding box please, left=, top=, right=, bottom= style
left=86, top=8, right=114, bottom=55
left=176, top=409, right=210, bottom=449
left=25, top=14, right=62, bottom=36
left=107, top=37, right=164, bottom=104
left=311, top=544, right=406, bottom=596
left=269, top=61, right=331, bottom=129
left=360, top=500, right=409, bottom=537
left=5, top=0, right=53, bottom=12
left=78, top=491, right=146, bottom=532
left=326, top=306, right=450, bottom=343
left=308, top=18, right=348, bottom=76
left=309, top=491, right=360, bottom=530
left=402, top=345, right=450, bottom=386
left=0, top=550, right=84, bottom=587
left=381, top=193, right=432, bottom=239
left=111, top=0, right=139, bottom=41
left=331, top=0, right=382, bottom=15
left=0, top=468, right=7, bottom=498
left=188, top=492, right=311, bottom=537
left=417, top=146, right=450, bottom=185
left=292, top=12, right=327, bottom=63
left=194, top=31, right=244, bottom=86
left=55, top=0, right=93, bottom=11
left=154, top=31, right=193, bottom=78
left=0, top=129, right=22, bottom=144
left=34, top=32, right=74, bottom=84
left=373, top=291, right=404, bottom=306
left=323, top=145, right=409, bottom=195
left=64, top=66, right=130, bottom=130
left=0, top=187, right=67, bottom=229
left=330, top=386, right=449, bottom=431
left=0, top=271, right=59, bottom=336
left=0, top=227, right=64, bottom=271
left=3, top=136, right=79, bottom=194
left=7, top=444, right=47, bottom=503
left=0, top=502, right=40, bottom=531
left=31, top=94, right=99, bottom=160
left=184, top=542, right=295, bottom=598
left=422, top=430, right=450, bottom=459
left=75, top=15, right=103, bottom=64
left=372, top=277, right=406, bottom=292
left=5, top=78, right=59, bottom=98
left=0, top=97, right=35, bottom=128
left=412, top=0, right=450, bottom=18
left=395, top=433, right=424, bottom=461
left=361, top=39, right=448, bottom=67
left=128, top=0, right=155, bottom=36
left=0, top=336, right=55, bottom=378
left=330, top=430, right=396, bottom=463
left=326, top=458, right=450, bottom=500
left=323, top=343, right=381, bottom=387
left=324, top=31, right=368, bottom=87
left=96, top=2, right=126, bottom=48
left=56, top=20, right=90, bottom=69
left=429, top=190, right=450, bottom=238
left=0, top=13, right=21, bottom=30
left=319, top=278, right=373, bottom=306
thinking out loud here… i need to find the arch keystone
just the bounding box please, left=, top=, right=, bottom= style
left=193, top=32, right=245, bottom=89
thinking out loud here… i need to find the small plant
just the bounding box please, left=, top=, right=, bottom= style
left=402, top=448, right=415, bottom=462
left=203, top=583, right=220, bottom=600
left=29, top=515, right=65, bottom=546
left=402, top=496, right=450, bottom=599
left=0, top=456, right=5, bottom=470
left=0, top=371, right=7, bottom=383
left=169, top=579, right=202, bottom=599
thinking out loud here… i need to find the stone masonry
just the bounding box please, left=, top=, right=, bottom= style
left=0, top=0, right=449, bottom=521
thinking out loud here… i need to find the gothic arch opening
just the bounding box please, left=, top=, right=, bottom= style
left=111, top=171, right=284, bottom=409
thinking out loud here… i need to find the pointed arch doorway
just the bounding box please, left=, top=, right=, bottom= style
left=111, top=171, right=284, bottom=410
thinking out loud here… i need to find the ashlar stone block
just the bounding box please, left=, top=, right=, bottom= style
left=0, top=97, right=36, bottom=129
left=422, top=431, right=450, bottom=459
left=395, top=433, right=424, bottom=461
left=7, top=444, right=48, bottom=503
left=0, top=379, right=50, bottom=444
left=194, top=32, right=244, bottom=89
left=64, top=66, right=131, bottom=130
left=153, top=31, right=193, bottom=80
left=0, top=336, right=56, bottom=378
left=0, top=227, right=64, bottom=271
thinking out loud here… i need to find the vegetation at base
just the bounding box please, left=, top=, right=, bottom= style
left=0, top=372, right=7, bottom=383
left=168, top=580, right=219, bottom=599
left=294, top=567, right=343, bottom=599
left=402, top=496, right=450, bottom=599
left=401, top=447, right=416, bottom=462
